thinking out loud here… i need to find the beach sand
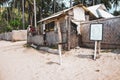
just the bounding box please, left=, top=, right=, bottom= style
left=0, top=40, right=120, bottom=80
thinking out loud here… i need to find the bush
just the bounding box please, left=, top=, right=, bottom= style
left=9, top=18, right=22, bottom=30
left=0, top=19, right=12, bottom=33
left=10, top=19, right=28, bottom=30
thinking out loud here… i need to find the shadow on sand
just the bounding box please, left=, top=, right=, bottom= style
left=76, top=54, right=101, bottom=60
left=46, top=61, right=59, bottom=65
left=76, top=54, right=93, bottom=59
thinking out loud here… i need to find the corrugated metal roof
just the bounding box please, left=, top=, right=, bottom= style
left=38, top=4, right=114, bottom=23
left=87, top=4, right=114, bottom=18
left=38, top=11, right=64, bottom=23
left=98, top=9, right=114, bottom=18
left=87, top=4, right=106, bottom=18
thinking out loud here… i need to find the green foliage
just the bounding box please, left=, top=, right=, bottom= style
left=113, top=10, right=120, bottom=16
left=0, top=19, right=12, bottom=33
left=10, top=19, right=28, bottom=30
left=3, top=25, right=12, bottom=32
left=9, top=18, right=22, bottom=30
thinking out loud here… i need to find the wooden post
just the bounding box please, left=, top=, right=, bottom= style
left=96, top=41, right=101, bottom=58
left=94, top=41, right=97, bottom=60
left=67, top=16, right=71, bottom=51
left=43, top=22, right=45, bottom=33
left=56, top=20, right=62, bottom=65
left=97, top=41, right=101, bottom=54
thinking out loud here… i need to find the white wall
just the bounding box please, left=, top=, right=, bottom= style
left=0, top=30, right=27, bottom=41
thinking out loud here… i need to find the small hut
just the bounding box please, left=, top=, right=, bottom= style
left=28, top=4, right=115, bottom=50
left=38, top=4, right=92, bottom=50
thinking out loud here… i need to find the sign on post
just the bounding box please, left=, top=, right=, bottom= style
left=90, top=23, right=103, bottom=41
left=90, top=23, right=103, bottom=60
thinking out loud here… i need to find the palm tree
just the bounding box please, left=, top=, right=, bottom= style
left=72, top=0, right=112, bottom=9
left=3, top=0, right=66, bottom=30
left=112, top=0, right=120, bottom=11
left=22, top=0, right=25, bottom=29
left=34, top=0, right=37, bottom=29
left=70, top=0, right=73, bottom=7
left=101, top=0, right=111, bottom=9
left=0, top=0, right=8, bottom=3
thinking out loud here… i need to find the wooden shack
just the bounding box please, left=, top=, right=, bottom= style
left=38, top=4, right=93, bottom=50
left=28, top=4, right=115, bottom=50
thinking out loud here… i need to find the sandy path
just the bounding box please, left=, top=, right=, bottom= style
left=0, top=40, right=120, bottom=80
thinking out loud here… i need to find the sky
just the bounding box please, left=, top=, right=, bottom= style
left=63, top=0, right=71, bottom=7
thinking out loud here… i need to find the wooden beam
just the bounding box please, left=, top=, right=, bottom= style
left=42, top=22, right=45, bottom=34
left=67, top=16, right=71, bottom=51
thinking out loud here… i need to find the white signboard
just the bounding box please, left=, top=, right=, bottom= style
left=90, top=23, right=103, bottom=41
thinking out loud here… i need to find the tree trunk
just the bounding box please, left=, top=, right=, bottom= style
left=70, top=0, right=72, bottom=7
left=22, top=0, right=25, bottom=29
left=53, top=0, right=56, bottom=13
left=93, top=0, right=95, bottom=5
left=34, top=0, right=37, bottom=29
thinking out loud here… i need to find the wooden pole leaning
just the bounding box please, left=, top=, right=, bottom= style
left=94, top=41, right=101, bottom=60
left=97, top=41, right=101, bottom=54
left=56, top=19, right=62, bottom=65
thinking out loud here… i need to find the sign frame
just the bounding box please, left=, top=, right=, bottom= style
left=90, top=23, right=103, bottom=41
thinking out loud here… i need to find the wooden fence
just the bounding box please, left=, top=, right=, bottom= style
left=80, top=16, right=120, bottom=48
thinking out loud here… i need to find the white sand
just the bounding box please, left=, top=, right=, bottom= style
left=0, top=40, right=120, bottom=80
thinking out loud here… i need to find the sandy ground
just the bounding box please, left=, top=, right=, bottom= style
left=0, top=40, right=120, bottom=80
